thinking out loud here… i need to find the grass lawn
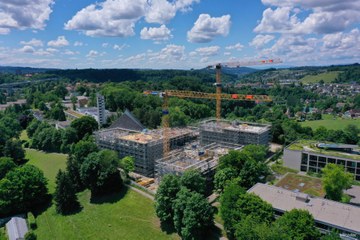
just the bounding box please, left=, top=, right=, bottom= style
left=33, top=188, right=179, bottom=240
left=300, top=71, right=342, bottom=84
left=275, top=173, right=325, bottom=197
left=20, top=130, right=30, bottom=141
left=301, top=114, right=360, bottom=131
left=25, top=148, right=67, bottom=193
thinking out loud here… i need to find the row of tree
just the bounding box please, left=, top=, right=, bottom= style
left=26, top=116, right=98, bottom=153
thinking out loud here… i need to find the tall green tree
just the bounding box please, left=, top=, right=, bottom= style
left=119, top=156, right=135, bottom=176
left=54, top=170, right=80, bottom=214
left=80, top=150, right=122, bottom=196
left=173, top=187, right=214, bottom=240
left=155, top=174, right=181, bottom=224
left=274, top=209, right=321, bottom=240
left=0, top=157, right=16, bottom=179
left=322, top=164, right=353, bottom=201
left=3, top=140, right=25, bottom=164
left=180, top=170, right=206, bottom=195
left=71, top=116, right=98, bottom=140
left=220, top=181, right=273, bottom=239
left=0, top=165, right=48, bottom=216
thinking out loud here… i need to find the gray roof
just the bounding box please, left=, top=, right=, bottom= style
left=248, top=183, right=360, bottom=234
left=6, top=217, right=28, bottom=240
left=110, top=109, right=145, bottom=131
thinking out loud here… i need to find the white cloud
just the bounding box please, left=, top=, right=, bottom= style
left=65, top=0, right=199, bottom=37
left=150, top=44, right=185, bottom=61
left=48, top=36, right=69, bottom=47
left=74, top=41, right=84, bottom=47
left=255, top=0, right=360, bottom=34
left=187, top=14, right=231, bottom=43
left=113, top=44, right=129, bottom=50
left=322, top=28, right=360, bottom=50
left=140, top=25, right=172, bottom=42
left=224, top=52, right=231, bottom=56
left=145, top=0, right=199, bottom=24
left=194, top=46, right=220, bottom=56
left=65, top=0, right=145, bottom=37
left=46, top=48, right=59, bottom=53
left=20, top=46, right=35, bottom=53
left=0, top=0, right=54, bottom=34
left=86, top=50, right=99, bottom=58
left=20, top=38, right=44, bottom=47
left=249, top=34, right=275, bottom=48
left=64, top=50, right=79, bottom=55
left=225, top=43, right=244, bottom=51
left=102, top=43, right=109, bottom=48
left=0, top=28, right=10, bottom=35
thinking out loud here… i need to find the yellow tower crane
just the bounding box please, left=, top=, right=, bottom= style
left=145, top=58, right=282, bottom=157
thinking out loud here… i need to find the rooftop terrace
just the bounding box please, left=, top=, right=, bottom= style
left=287, top=140, right=360, bottom=161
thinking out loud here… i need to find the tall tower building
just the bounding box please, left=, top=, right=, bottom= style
left=97, top=94, right=107, bottom=126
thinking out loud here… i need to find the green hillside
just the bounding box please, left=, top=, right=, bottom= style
left=300, top=71, right=342, bottom=84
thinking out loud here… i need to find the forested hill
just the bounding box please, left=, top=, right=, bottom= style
left=46, top=68, right=238, bottom=83
left=0, top=66, right=57, bottom=74
left=238, top=63, right=360, bottom=84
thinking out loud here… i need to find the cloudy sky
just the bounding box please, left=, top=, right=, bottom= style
left=0, top=0, right=359, bottom=69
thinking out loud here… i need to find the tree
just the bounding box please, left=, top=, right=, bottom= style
left=155, top=174, right=181, bottom=223
left=24, top=231, right=37, bottom=240
left=220, top=181, right=273, bottom=239
left=322, top=164, right=353, bottom=201
left=180, top=169, right=206, bottom=195
left=0, top=157, right=16, bottom=179
left=80, top=150, right=122, bottom=196
left=54, top=170, right=80, bottom=214
left=0, top=165, right=48, bottom=216
left=173, top=187, right=214, bottom=240
left=4, top=139, right=25, bottom=164
left=67, top=140, right=98, bottom=192
left=119, top=156, right=135, bottom=175
left=321, top=230, right=342, bottom=240
left=214, top=167, right=237, bottom=193
left=26, top=119, right=41, bottom=138
left=274, top=209, right=321, bottom=240
left=235, top=216, right=290, bottom=240
left=71, top=116, right=98, bottom=140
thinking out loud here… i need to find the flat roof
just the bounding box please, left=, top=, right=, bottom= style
left=287, top=140, right=360, bottom=161
left=201, top=119, right=270, bottom=134
left=248, top=183, right=360, bottom=234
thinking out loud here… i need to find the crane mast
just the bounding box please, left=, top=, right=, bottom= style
left=145, top=58, right=282, bottom=158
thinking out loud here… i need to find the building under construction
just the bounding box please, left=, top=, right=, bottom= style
left=155, top=142, right=242, bottom=180
left=95, top=127, right=197, bottom=177
left=199, top=119, right=271, bottom=146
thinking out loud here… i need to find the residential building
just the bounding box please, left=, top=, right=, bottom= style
left=109, top=109, right=145, bottom=131
left=284, top=141, right=360, bottom=180
left=97, top=94, right=107, bottom=126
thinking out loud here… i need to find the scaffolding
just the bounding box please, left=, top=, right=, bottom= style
left=155, top=142, right=242, bottom=180
left=199, top=119, right=271, bottom=146
left=95, top=127, right=197, bottom=177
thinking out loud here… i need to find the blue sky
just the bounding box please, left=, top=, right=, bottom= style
left=0, top=0, right=359, bottom=69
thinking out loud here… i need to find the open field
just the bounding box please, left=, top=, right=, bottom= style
left=25, top=148, right=67, bottom=193
left=301, top=114, right=360, bottom=131
left=33, top=188, right=179, bottom=240
left=275, top=173, right=325, bottom=197
left=300, top=71, right=341, bottom=84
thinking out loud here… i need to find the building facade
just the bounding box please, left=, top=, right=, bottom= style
left=200, top=119, right=271, bottom=146
left=97, top=94, right=107, bottom=126
left=284, top=141, right=360, bottom=181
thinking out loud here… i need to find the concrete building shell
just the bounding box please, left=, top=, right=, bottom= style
left=199, top=119, right=271, bottom=146
left=95, top=127, right=197, bottom=177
